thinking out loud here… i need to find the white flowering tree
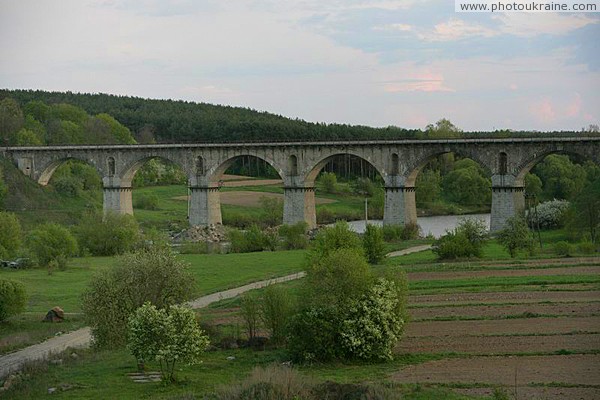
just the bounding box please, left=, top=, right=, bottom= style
left=128, top=303, right=210, bottom=382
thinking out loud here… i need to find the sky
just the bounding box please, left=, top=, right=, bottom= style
left=1, top=0, right=599, bottom=131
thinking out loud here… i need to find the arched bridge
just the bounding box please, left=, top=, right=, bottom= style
left=2, top=137, right=599, bottom=232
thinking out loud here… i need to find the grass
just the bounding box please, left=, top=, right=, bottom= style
left=0, top=250, right=306, bottom=355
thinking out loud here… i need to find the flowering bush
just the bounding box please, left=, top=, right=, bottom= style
left=340, top=278, right=406, bottom=360
left=527, top=199, right=570, bottom=230
left=128, top=303, right=209, bottom=382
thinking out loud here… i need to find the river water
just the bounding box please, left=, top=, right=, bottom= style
left=343, top=214, right=491, bottom=238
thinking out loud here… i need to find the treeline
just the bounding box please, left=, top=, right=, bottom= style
left=2, top=89, right=596, bottom=144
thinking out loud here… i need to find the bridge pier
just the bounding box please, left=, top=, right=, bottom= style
left=103, top=186, right=133, bottom=215
left=188, top=186, right=222, bottom=226
left=490, top=185, right=525, bottom=233
left=383, top=186, right=417, bottom=227
left=283, top=187, right=317, bottom=229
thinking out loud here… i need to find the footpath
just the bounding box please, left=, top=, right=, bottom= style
left=0, top=245, right=431, bottom=379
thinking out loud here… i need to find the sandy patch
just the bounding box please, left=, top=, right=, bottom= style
left=174, top=191, right=335, bottom=208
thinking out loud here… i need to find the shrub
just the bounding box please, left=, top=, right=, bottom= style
left=26, top=223, right=78, bottom=268
left=179, top=241, right=209, bottom=254
left=229, top=225, right=277, bottom=253
left=278, top=222, right=308, bottom=250
left=287, top=305, right=342, bottom=362
left=0, top=279, right=27, bottom=321
left=128, top=303, right=209, bottom=382
left=0, top=212, right=22, bottom=259
left=432, top=218, right=487, bottom=260
left=363, top=224, right=385, bottom=264
left=316, top=207, right=335, bottom=224
left=553, top=241, right=573, bottom=257
left=318, top=172, right=338, bottom=193
left=382, top=223, right=420, bottom=241
left=258, top=196, right=283, bottom=227
left=82, top=247, right=195, bottom=348
left=75, top=212, right=140, bottom=256
left=527, top=199, right=570, bottom=229
left=211, top=365, right=314, bottom=400
left=260, top=285, right=295, bottom=345
left=240, top=293, right=261, bottom=340
left=52, top=175, right=83, bottom=197
left=308, top=221, right=362, bottom=264
left=578, top=241, right=597, bottom=254
left=133, top=193, right=159, bottom=210
left=400, top=222, right=420, bottom=240
left=340, top=278, right=407, bottom=361
left=496, top=216, right=535, bottom=258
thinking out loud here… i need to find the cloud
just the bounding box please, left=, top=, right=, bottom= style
left=420, top=18, right=497, bottom=41
left=372, top=23, right=413, bottom=32
left=383, top=72, right=454, bottom=93
left=565, top=93, right=582, bottom=117
left=494, top=13, right=599, bottom=37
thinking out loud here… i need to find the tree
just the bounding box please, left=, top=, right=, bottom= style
left=318, top=172, right=338, bottom=193
left=26, top=223, right=78, bottom=268
left=82, top=247, right=195, bottom=348
left=425, top=118, right=462, bottom=138
left=363, top=224, right=386, bottom=264
left=432, top=217, right=488, bottom=260
left=128, top=303, right=209, bottom=382
left=533, top=154, right=587, bottom=200
left=525, top=173, right=543, bottom=198
left=567, top=178, right=600, bottom=243
left=496, top=216, right=535, bottom=258
left=0, top=169, right=6, bottom=209
left=0, top=97, right=24, bottom=145
left=96, top=113, right=136, bottom=144
left=0, top=212, right=22, bottom=259
left=75, top=212, right=140, bottom=256
left=442, top=159, right=491, bottom=206
left=416, top=169, right=441, bottom=206
left=260, top=284, right=295, bottom=345
left=308, top=220, right=362, bottom=265
left=0, top=279, right=27, bottom=322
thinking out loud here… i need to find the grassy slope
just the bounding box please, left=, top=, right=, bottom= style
left=0, top=250, right=306, bottom=354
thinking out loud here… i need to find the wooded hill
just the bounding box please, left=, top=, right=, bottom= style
left=1, top=89, right=592, bottom=144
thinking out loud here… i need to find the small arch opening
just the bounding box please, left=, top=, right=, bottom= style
left=196, top=156, right=205, bottom=176
left=391, top=153, right=399, bottom=175
left=107, top=157, right=116, bottom=177
left=288, top=155, right=298, bottom=176
left=498, top=152, right=508, bottom=175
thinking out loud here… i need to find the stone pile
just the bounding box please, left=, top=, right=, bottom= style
left=175, top=224, right=227, bottom=243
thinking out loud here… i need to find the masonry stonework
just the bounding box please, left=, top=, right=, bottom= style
left=2, top=137, right=598, bottom=233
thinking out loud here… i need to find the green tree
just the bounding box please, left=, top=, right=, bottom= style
left=308, top=220, right=362, bottom=264
left=496, top=216, right=535, bottom=258
left=525, top=173, right=543, bottom=198
left=0, top=169, right=6, bottom=209
left=0, top=212, right=21, bottom=259
left=75, top=212, right=140, bottom=256
left=416, top=169, right=441, bottom=206
left=363, top=224, right=386, bottom=264
left=566, top=178, right=600, bottom=243
left=14, top=128, right=43, bottom=146
left=425, top=118, right=462, bottom=138
left=533, top=154, right=587, bottom=200
left=96, top=113, right=136, bottom=144
left=260, top=284, right=295, bottom=345
left=26, top=223, right=77, bottom=268
left=127, top=303, right=209, bottom=382
left=0, top=97, right=24, bottom=144
left=432, top=218, right=488, bottom=260
left=82, top=247, right=195, bottom=348
left=318, top=172, right=338, bottom=193
left=442, top=159, right=491, bottom=206
left=0, top=279, right=28, bottom=321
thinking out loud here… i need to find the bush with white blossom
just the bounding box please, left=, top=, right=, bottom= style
left=527, top=199, right=570, bottom=229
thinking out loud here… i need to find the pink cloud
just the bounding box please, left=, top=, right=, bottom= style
left=384, top=72, right=454, bottom=93
left=565, top=93, right=582, bottom=117
left=530, top=98, right=556, bottom=123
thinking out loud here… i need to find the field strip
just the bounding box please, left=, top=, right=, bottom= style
left=411, top=302, right=600, bottom=320
left=453, top=387, right=600, bottom=400
left=397, top=333, right=600, bottom=354
left=405, top=316, right=600, bottom=337
left=407, top=266, right=600, bottom=281
left=410, top=290, right=600, bottom=306
left=391, top=354, right=600, bottom=387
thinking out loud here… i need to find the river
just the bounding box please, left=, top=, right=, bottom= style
left=343, top=213, right=491, bottom=238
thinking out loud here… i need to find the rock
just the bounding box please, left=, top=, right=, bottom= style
left=70, top=352, right=79, bottom=360
left=50, top=359, right=63, bottom=365
left=226, top=356, right=236, bottom=361
left=2, top=374, right=19, bottom=390
left=48, top=387, right=57, bottom=394
left=43, top=307, right=65, bottom=323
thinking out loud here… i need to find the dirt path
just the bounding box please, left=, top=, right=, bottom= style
left=0, top=272, right=302, bottom=380
left=387, top=245, right=432, bottom=258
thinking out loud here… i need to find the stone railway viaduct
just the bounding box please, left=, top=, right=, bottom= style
left=2, top=137, right=599, bottom=232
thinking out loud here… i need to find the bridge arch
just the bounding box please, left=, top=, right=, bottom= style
left=304, top=152, right=386, bottom=186
left=515, top=149, right=598, bottom=186
left=120, top=155, right=186, bottom=187
left=37, top=157, right=102, bottom=186
left=405, top=150, right=492, bottom=187
left=207, top=153, right=284, bottom=183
